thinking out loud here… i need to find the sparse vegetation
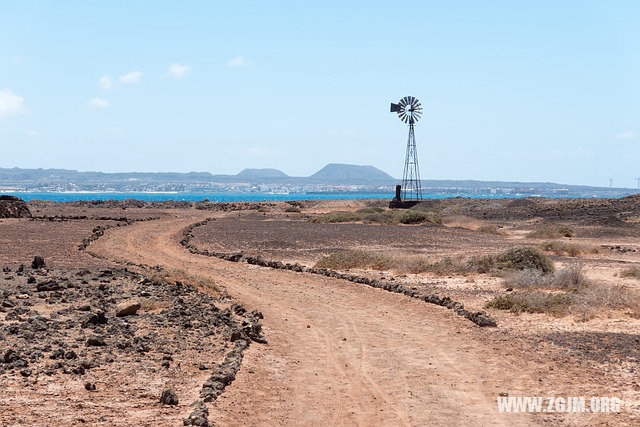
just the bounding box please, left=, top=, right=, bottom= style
left=488, top=261, right=639, bottom=319
left=527, top=225, right=576, bottom=238
left=314, top=250, right=394, bottom=270
left=505, top=261, right=588, bottom=290
left=539, top=241, right=598, bottom=257
left=284, top=206, right=301, bottom=213
left=620, top=266, right=640, bottom=279
left=470, top=247, right=554, bottom=274
left=309, top=208, right=442, bottom=225
left=314, top=246, right=553, bottom=276
left=476, top=225, right=507, bottom=236
left=486, top=291, right=573, bottom=315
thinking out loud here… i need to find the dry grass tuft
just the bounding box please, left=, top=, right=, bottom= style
left=314, top=250, right=394, bottom=270
left=527, top=225, right=576, bottom=238
left=489, top=261, right=640, bottom=319
left=620, top=266, right=640, bottom=279
left=470, top=247, right=554, bottom=274
left=283, top=206, right=301, bottom=213
left=539, top=241, right=598, bottom=257
left=486, top=291, right=573, bottom=316
left=476, top=225, right=507, bottom=236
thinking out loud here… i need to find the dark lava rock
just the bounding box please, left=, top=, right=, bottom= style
left=64, top=350, right=77, bottom=360
left=3, top=349, right=19, bottom=363
left=83, top=311, right=107, bottom=327
left=84, top=382, right=96, bottom=391
left=27, top=276, right=36, bottom=284
left=31, top=256, right=46, bottom=269
left=36, top=280, right=61, bottom=292
left=50, top=349, right=65, bottom=360
left=86, top=337, right=106, bottom=347
left=160, top=389, right=179, bottom=405
left=0, top=196, right=31, bottom=218
left=183, top=400, right=210, bottom=426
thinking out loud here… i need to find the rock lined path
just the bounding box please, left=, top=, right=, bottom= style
left=91, top=213, right=534, bottom=426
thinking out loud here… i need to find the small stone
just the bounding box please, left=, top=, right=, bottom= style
left=115, top=299, right=141, bottom=317
left=86, top=337, right=106, bottom=347
left=84, top=382, right=96, bottom=391
left=160, top=389, right=179, bottom=405
left=31, top=256, right=45, bottom=269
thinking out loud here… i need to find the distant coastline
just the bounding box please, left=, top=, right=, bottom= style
left=2, top=191, right=628, bottom=203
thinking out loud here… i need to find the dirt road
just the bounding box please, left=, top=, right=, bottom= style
left=91, top=213, right=534, bottom=426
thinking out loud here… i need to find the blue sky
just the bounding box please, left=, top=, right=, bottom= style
left=1, top=1, right=638, bottom=186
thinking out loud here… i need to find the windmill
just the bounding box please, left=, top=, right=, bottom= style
left=389, top=96, right=423, bottom=208
left=635, top=177, right=640, bottom=190
left=609, top=177, right=613, bottom=188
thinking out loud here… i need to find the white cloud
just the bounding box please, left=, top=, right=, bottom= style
left=0, top=89, right=25, bottom=117
left=118, top=70, right=143, bottom=84
left=168, top=63, right=191, bottom=79
left=88, top=97, right=110, bottom=109
left=615, top=130, right=637, bottom=140
left=98, top=75, right=113, bottom=90
left=227, top=55, right=253, bottom=67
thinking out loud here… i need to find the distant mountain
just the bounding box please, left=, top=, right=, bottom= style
left=236, top=168, right=289, bottom=179
left=308, top=164, right=394, bottom=183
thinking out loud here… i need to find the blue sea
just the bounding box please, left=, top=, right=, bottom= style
left=2, top=192, right=599, bottom=202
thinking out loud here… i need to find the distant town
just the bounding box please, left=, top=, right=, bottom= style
left=1, top=164, right=638, bottom=198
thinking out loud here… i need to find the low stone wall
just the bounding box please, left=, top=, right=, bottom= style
left=181, top=218, right=497, bottom=328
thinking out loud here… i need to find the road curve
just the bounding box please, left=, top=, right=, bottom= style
left=90, top=213, right=533, bottom=426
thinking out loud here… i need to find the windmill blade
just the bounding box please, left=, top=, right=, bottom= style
left=390, top=103, right=401, bottom=113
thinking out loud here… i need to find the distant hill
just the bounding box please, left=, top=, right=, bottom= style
left=236, top=168, right=289, bottom=179
left=1, top=165, right=638, bottom=196
left=308, top=164, right=394, bottom=183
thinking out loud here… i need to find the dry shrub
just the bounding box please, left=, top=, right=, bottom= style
left=620, top=266, right=640, bottom=279
left=470, top=247, right=554, bottom=274
left=527, top=225, right=576, bottom=238
left=284, top=206, right=301, bottom=213
left=505, top=269, right=554, bottom=288
left=477, top=225, right=507, bottom=236
left=486, top=291, right=573, bottom=316
left=505, top=261, right=589, bottom=290
left=554, top=262, right=590, bottom=289
left=490, top=262, right=640, bottom=319
left=540, top=241, right=597, bottom=257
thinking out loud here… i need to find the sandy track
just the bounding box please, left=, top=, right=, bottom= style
left=91, top=213, right=533, bottom=426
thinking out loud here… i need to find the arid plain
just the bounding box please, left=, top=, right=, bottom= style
left=1, top=196, right=640, bottom=426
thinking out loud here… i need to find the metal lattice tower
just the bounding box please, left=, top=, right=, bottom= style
left=390, top=96, right=423, bottom=201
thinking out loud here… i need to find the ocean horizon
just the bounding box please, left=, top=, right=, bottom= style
left=2, top=191, right=612, bottom=203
